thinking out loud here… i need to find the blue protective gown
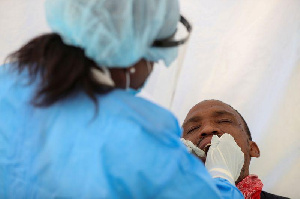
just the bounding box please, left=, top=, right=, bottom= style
left=0, top=64, right=243, bottom=199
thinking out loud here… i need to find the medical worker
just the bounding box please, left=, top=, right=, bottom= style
left=0, top=0, right=244, bottom=198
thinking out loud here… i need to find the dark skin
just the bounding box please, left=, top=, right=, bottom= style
left=182, top=100, right=260, bottom=183
left=109, top=59, right=154, bottom=89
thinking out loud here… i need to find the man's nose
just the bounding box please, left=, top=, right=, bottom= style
left=199, top=124, right=219, bottom=137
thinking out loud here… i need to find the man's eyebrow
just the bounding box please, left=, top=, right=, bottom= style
left=182, top=116, right=202, bottom=128
left=213, top=110, right=235, bottom=117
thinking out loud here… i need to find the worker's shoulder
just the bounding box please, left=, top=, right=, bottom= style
left=0, top=63, right=13, bottom=87
left=0, top=62, right=21, bottom=78
left=0, top=63, right=31, bottom=89
left=108, top=90, right=175, bottom=119
left=0, top=63, right=33, bottom=103
left=106, top=90, right=180, bottom=133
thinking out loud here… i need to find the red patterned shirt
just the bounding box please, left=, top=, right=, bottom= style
left=236, top=175, right=263, bottom=199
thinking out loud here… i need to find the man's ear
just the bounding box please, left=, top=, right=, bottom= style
left=249, top=141, right=260, bottom=158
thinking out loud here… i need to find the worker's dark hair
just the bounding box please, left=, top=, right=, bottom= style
left=6, top=33, right=113, bottom=107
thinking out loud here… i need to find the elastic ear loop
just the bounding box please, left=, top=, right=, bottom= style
left=125, top=70, right=130, bottom=89
left=125, top=67, right=136, bottom=89
left=146, top=61, right=152, bottom=75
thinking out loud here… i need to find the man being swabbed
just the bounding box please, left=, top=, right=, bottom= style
left=181, top=99, right=289, bottom=199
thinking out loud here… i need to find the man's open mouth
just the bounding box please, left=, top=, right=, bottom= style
left=203, top=143, right=211, bottom=155
left=198, top=137, right=212, bottom=155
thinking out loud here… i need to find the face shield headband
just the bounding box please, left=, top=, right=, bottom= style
left=152, top=15, right=192, bottom=48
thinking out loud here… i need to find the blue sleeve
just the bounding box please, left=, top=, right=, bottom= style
left=146, top=141, right=244, bottom=198
left=151, top=116, right=244, bottom=199
left=214, top=178, right=244, bottom=199
left=104, top=111, right=244, bottom=199
left=142, top=115, right=244, bottom=199
left=150, top=144, right=244, bottom=199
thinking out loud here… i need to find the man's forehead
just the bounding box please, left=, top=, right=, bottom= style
left=186, top=100, right=239, bottom=120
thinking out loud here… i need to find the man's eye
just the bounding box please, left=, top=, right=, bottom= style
left=187, top=126, right=201, bottom=134
left=218, top=119, right=232, bottom=123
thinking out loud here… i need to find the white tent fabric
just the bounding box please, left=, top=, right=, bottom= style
left=0, top=0, right=49, bottom=62
left=1, top=0, right=299, bottom=198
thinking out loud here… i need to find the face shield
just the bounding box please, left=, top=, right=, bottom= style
left=152, top=16, right=192, bottom=48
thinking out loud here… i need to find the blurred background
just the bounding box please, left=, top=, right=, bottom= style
left=1, top=0, right=299, bottom=198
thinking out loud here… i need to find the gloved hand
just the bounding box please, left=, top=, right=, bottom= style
left=205, top=133, right=244, bottom=185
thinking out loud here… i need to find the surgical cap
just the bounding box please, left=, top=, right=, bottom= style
left=45, top=0, right=180, bottom=68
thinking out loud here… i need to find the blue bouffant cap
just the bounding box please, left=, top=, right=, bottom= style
left=45, top=0, right=180, bottom=68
